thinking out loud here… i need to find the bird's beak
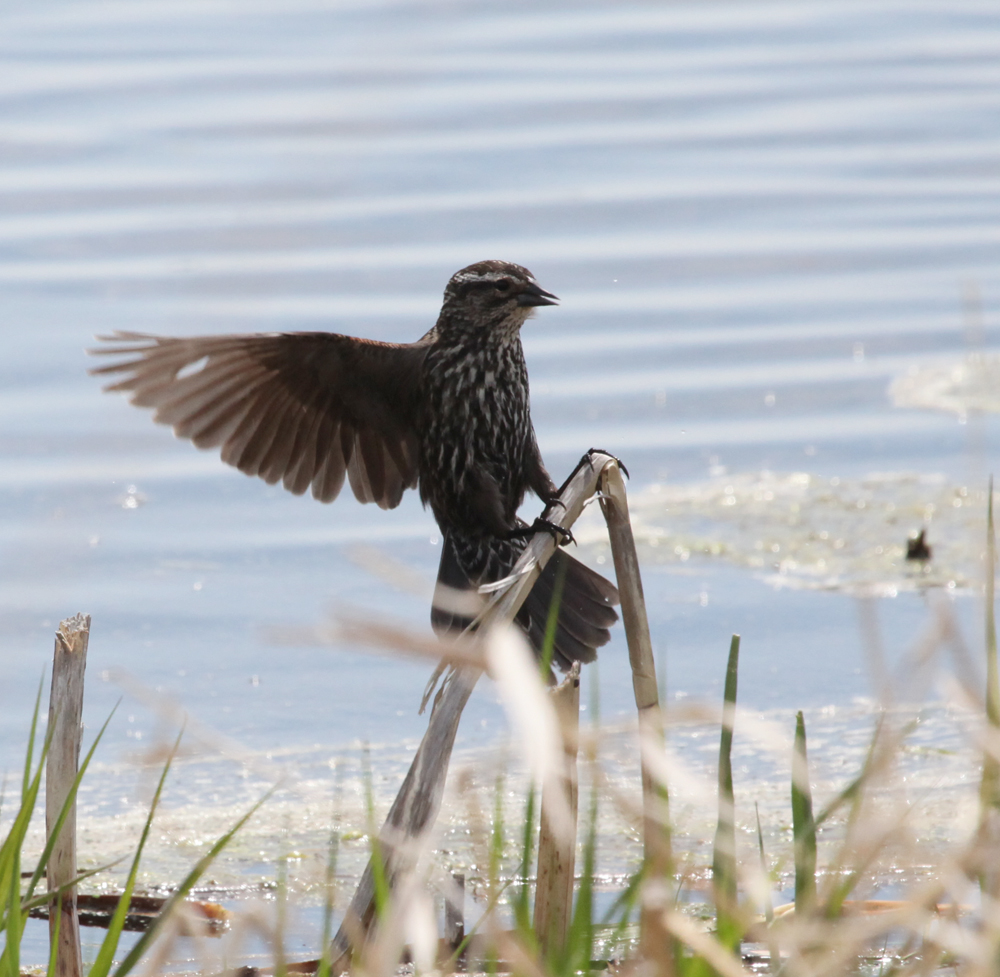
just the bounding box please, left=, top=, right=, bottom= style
left=517, top=282, right=559, bottom=307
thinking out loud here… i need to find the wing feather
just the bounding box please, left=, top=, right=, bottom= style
left=314, top=420, right=347, bottom=503
left=170, top=371, right=272, bottom=442
left=221, top=383, right=284, bottom=474
left=282, top=396, right=329, bottom=496
left=255, top=389, right=306, bottom=484
left=90, top=330, right=427, bottom=508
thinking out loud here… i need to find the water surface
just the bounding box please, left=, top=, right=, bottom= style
left=2, top=0, right=999, bottom=940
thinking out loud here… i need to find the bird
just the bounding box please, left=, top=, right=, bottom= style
left=90, top=259, right=620, bottom=673
left=905, top=528, right=931, bottom=562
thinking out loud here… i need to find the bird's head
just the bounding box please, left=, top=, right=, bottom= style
left=439, top=260, right=558, bottom=340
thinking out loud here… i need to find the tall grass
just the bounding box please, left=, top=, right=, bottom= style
left=979, top=477, right=1000, bottom=904
left=10, top=486, right=1000, bottom=977
left=385, top=484, right=999, bottom=976
left=712, top=634, right=740, bottom=955
left=0, top=685, right=117, bottom=977
left=791, top=710, right=817, bottom=916
left=0, top=689, right=271, bottom=977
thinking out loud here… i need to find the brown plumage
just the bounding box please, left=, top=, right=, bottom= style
left=91, top=260, right=619, bottom=670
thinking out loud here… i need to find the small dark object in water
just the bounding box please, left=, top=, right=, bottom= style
left=906, top=529, right=932, bottom=561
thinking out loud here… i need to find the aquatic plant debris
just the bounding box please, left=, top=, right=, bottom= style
left=574, top=470, right=991, bottom=596
left=890, top=352, right=1000, bottom=416
left=9, top=701, right=981, bottom=908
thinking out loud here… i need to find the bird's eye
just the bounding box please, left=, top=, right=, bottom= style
left=494, top=279, right=512, bottom=294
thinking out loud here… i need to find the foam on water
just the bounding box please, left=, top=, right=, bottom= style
left=593, top=470, right=994, bottom=595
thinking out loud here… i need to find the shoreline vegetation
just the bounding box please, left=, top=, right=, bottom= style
left=4, top=463, right=1000, bottom=976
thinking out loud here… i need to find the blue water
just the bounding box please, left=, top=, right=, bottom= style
left=1, top=2, right=999, bottom=955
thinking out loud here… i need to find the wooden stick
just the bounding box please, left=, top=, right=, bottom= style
left=332, top=452, right=614, bottom=964
left=533, top=661, right=581, bottom=957
left=46, top=613, right=90, bottom=977
left=599, top=463, right=671, bottom=970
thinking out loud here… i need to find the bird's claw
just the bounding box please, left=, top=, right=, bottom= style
left=530, top=517, right=575, bottom=547
left=505, top=518, right=575, bottom=547
left=587, top=447, right=629, bottom=479
left=556, top=450, right=630, bottom=496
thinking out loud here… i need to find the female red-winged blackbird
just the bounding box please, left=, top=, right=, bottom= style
left=91, top=260, right=619, bottom=671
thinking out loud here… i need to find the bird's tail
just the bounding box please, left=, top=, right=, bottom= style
left=431, top=532, right=619, bottom=672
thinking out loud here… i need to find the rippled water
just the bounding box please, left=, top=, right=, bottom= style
left=3, top=0, right=1000, bottom=942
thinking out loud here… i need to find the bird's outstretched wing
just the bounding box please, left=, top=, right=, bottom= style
left=90, top=330, right=428, bottom=509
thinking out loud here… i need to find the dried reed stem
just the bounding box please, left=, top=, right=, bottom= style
left=599, top=461, right=669, bottom=969
left=46, top=613, right=90, bottom=977
left=332, top=451, right=614, bottom=964
left=533, top=661, right=581, bottom=956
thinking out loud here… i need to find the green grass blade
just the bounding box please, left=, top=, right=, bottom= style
left=1, top=693, right=58, bottom=886
left=25, top=703, right=118, bottom=903
left=987, top=476, right=999, bottom=727
left=754, top=803, right=773, bottom=926
left=21, top=861, right=126, bottom=915
left=981, top=477, right=1000, bottom=823
left=712, top=635, right=741, bottom=953
left=792, top=711, right=817, bottom=914
left=512, top=783, right=537, bottom=941
left=0, top=720, right=57, bottom=937
left=814, top=714, right=894, bottom=829
left=315, top=819, right=341, bottom=977
left=540, top=556, right=567, bottom=679
left=489, top=764, right=505, bottom=901
left=275, top=851, right=288, bottom=977
left=566, top=770, right=598, bottom=976
left=565, top=672, right=602, bottom=976
left=315, top=767, right=343, bottom=977
left=88, top=727, right=183, bottom=977
left=979, top=476, right=1000, bottom=902
left=487, top=764, right=506, bottom=977
left=110, top=785, right=276, bottom=977
left=444, top=877, right=520, bottom=974
left=361, top=744, right=389, bottom=925
left=820, top=716, right=902, bottom=918
left=0, top=817, right=22, bottom=977
left=45, top=893, right=61, bottom=977
left=22, top=676, right=45, bottom=800
left=600, top=866, right=643, bottom=929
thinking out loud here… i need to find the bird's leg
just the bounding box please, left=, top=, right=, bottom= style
left=505, top=518, right=575, bottom=547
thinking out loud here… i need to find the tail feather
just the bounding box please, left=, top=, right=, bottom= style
left=518, top=550, right=618, bottom=668
left=431, top=532, right=620, bottom=672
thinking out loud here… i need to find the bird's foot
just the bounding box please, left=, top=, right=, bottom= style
left=554, top=449, right=630, bottom=497
left=587, top=447, right=630, bottom=479
left=506, top=518, right=575, bottom=547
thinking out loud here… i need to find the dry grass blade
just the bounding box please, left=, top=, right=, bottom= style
left=661, top=909, right=754, bottom=977
left=486, top=626, right=575, bottom=845
left=334, top=615, right=487, bottom=671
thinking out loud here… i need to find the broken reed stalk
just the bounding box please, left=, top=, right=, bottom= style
left=332, top=451, right=616, bottom=963
left=599, top=462, right=668, bottom=968
left=533, top=661, right=581, bottom=958
left=46, top=613, right=90, bottom=977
